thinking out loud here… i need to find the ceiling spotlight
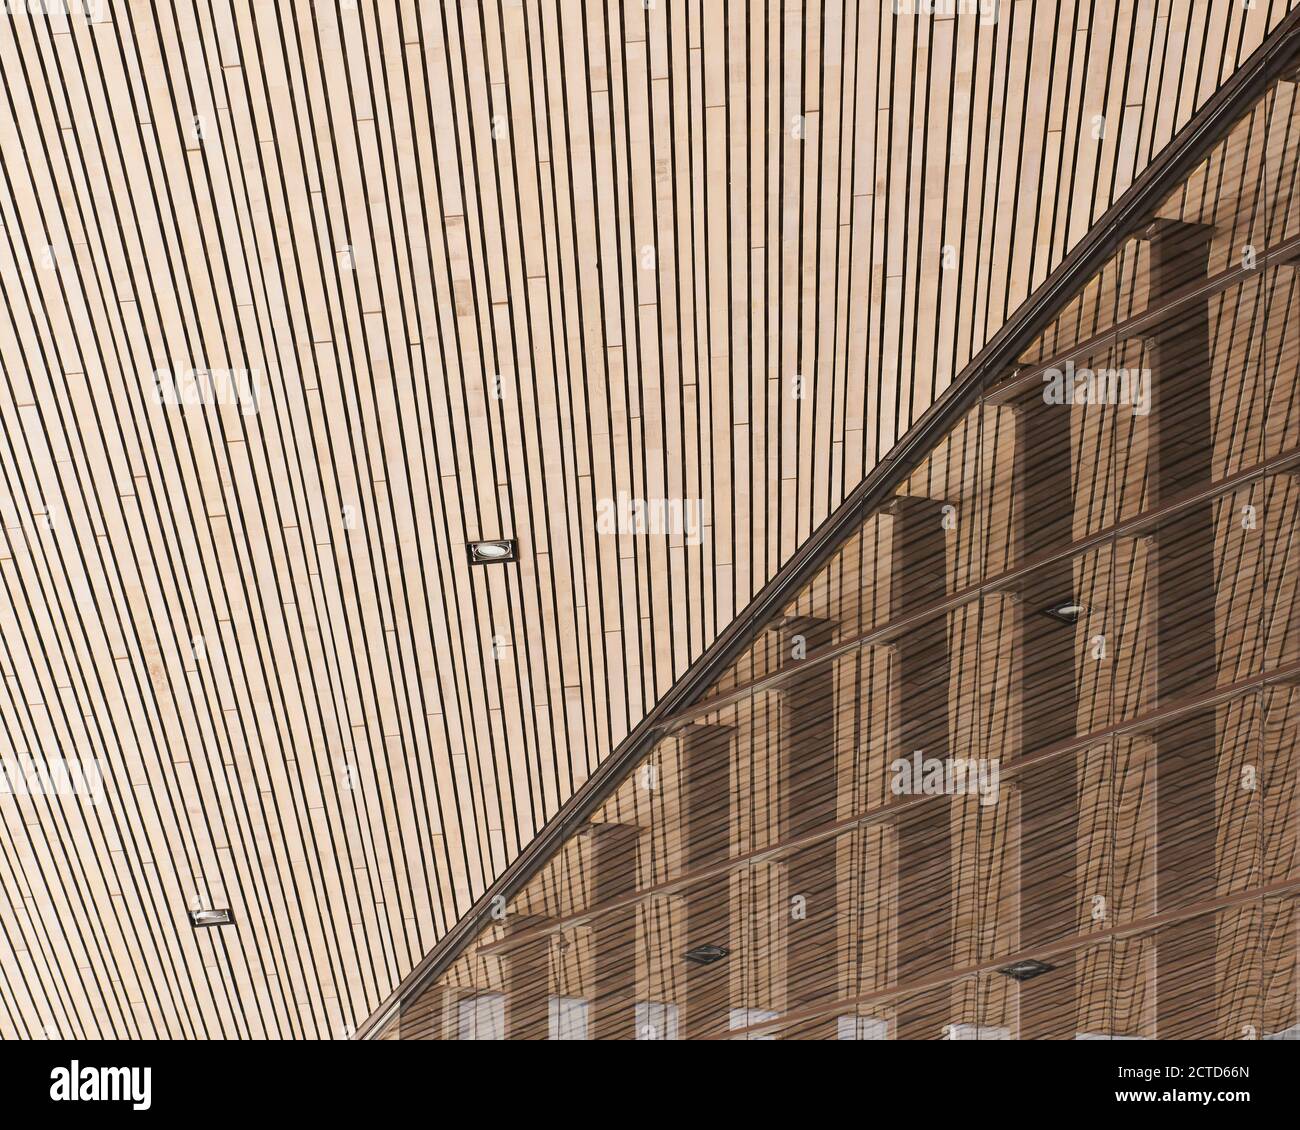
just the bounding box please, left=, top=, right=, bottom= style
left=1040, top=599, right=1086, bottom=625
left=468, top=538, right=517, bottom=565
left=683, top=944, right=729, bottom=966
left=998, top=958, right=1055, bottom=982
left=188, top=908, right=234, bottom=928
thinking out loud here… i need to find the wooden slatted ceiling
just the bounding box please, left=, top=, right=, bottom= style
left=0, top=1, right=1294, bottom=1039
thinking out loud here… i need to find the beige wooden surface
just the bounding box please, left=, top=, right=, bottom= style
left=0, top=0, right=1292, bottom=1038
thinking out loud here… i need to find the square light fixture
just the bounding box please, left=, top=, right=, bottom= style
left=683, top=944, right=729, bottom=966
left=1040, top=599, right=1086, bottom=625
left=998, top=958, right=1055, bottom=982
left=188, top=908, right=234, bottom=928
left=468, top=538, right=517, bottom=565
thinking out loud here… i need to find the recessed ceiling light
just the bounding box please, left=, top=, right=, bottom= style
left=468, top=538, right=517, bottom=565
left=188, top=908, right=234, bottom=928
left=684, top=944, right=729, bottom=966
left=1040, top=599, right=1086, bottom=625
left=998, top=958, right=1055, bottom=982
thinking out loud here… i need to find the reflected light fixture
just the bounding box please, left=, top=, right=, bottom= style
left=468, top=538, right=518, bottom=565
left=1040, top=599, right=1086, bottom=625
left=188, top=908, right=234, bottom=928
left=684, top=944, right=729, bottom=966
left=998, top=958, right=1055, bottom=982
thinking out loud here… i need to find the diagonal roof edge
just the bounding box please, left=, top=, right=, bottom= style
left=356, top=6, right=1300, bottom=1040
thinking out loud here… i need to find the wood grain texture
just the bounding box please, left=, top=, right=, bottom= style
left=0, top=0, right=1292, bottom=1038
